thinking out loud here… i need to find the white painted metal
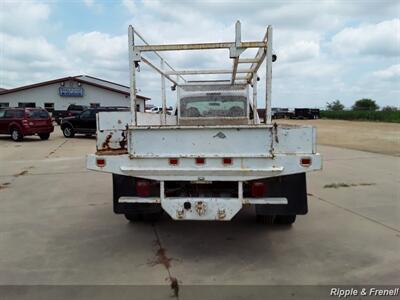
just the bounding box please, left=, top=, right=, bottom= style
left=164, top=69, right=254, bottom=75
left=252, top=72, right=258, bottom=124
left=162, top=197, right=242, bottom=221
left=238, top=58, right=260, bottom=63
left=128, top=25, right=137, bottom=125
left=97, top=111, right=176, bottom=128
left=128, top=125, right=314, bottom=157
left=87, top=153, right=322, bottom=182
left=160, top=59, right=167, bottom=125
left=132, top=28, right=186, bottom=83
left=118, top=196, right=287, bottom=205
left=135, top=41, right=266, bottom=52
left=265, top=26, right=273, bottom=124
left=141, top=57, right=179, bottom=86
left=87, top=21, right=323, bottom=221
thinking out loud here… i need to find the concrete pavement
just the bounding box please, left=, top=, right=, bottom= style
left=0, top=130, right=399, bottom=292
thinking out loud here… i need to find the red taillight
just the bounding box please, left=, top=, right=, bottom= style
left=251, top=182, right=266, bottom=198
left=169, top=158, right=179, bottom=165
left=96, top=158, right=106, bottom=167
left=195, top=157, right=205, bottom=165
left=136, top=180, right=150, bottom=197
left=300, top=157, right=312, bottom=167
left=223, top=157, right=232, bottom=165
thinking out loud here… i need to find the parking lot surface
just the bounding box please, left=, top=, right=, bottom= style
left=0, top=129, right=399, bottom=290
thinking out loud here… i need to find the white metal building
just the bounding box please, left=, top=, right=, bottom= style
left=0, top=75, right=149, bottom=112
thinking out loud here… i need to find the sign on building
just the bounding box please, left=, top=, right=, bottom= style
left=59, top=87, right=84, bottom=97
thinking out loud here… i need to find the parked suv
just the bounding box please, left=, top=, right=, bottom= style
left=0, top=107, right=54, bottom=141
left=53, top=104, right=88, bottom=125
left=61, top=107, right=128, bottom=138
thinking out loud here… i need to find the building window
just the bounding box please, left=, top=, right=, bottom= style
left=136, top=104, right=140, bottom=112
left=44, top=102, right=54, bottom=112
left=90, top=103, right=100, bottom=108
left=0, top=102, right=9, bottom=108
left=18, top=102, right=36, bottom=108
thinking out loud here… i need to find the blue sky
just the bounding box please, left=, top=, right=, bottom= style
left=1, top=0, right=399, bottom=109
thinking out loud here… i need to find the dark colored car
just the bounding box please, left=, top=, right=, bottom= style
left=294, top=108, right=320, bottom=119
left=0, top=107, right=54, bottom=141
left=53, top=104, right=88, bottom=125
left=60, top=107, right=129, bottom=138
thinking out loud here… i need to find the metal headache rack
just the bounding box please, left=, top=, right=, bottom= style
left=128, top=21, right=273, bottom=125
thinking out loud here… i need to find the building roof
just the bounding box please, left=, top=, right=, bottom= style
left=0, top=75, right=150, bottom=100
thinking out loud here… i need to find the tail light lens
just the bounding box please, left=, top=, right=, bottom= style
left=195, top=157, right=205, bottom=165
left=300, top=157, right=312, bottom=167
left=223, top=157, right=232, bottom=165
left=169, top=158, right=179, bottom=165
left=22, top=120, right=29, bottom=127
left=136, top=180, right=150, bottom=197
left=96, top=158, right=106, bottom=167
left=251, top=181, right=266, bottom=198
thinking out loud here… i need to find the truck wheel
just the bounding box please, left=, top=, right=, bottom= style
left=124, top=213, right=141, bottom=222
left=256, top=215, right=275, bottom=225
left=10, top=128, right=23, bottom=141
left=39, top=133, right=50, bottom=140
left=125, top=211, right=163, bottom=223
left=274, top=215, right=296, bottom=225
left=142, top=211, right=163, bottom=222
left=63, top=125, right=75, bottom=138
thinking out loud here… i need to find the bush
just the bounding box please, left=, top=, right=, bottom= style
left=320, top=110, right=400, bottom=123
left=326, top=100, right=344, bottom=111
left=381, top=106, right=398, bottom=112
left=352, top=98, right=379, bottom=111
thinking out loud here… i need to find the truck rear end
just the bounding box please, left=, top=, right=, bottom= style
left=87, top=21, right=322, bottom=224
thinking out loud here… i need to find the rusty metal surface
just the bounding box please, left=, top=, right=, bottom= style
left=97, top=130, right=128, bottom=153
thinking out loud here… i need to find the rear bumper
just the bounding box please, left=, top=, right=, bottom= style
left=87, top=153, right=322, bottom=181
left=111, top=172, right=309, bottom=221
left=120, top=195, right=287, bottom=220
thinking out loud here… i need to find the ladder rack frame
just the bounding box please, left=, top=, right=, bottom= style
left=128, top=21, right=273, bottom=125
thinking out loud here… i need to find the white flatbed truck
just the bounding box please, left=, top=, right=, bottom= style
left=87, top=21, right=322, bottom=224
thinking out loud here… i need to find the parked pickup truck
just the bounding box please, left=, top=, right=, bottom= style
left=87, top=21, right=322, bottom=225
left=53, top=104, right=88, bottom=125
left=0, top=107, right=54, bottom=141
left=61, top=106, right=128, bottom=138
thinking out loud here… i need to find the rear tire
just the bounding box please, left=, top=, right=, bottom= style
left=124, top=213, right=141, bottom=222
left=10, top=128, right=23, bottom=141
left=125, top=211, right=163, bottom=223
left=62, top=125, right=75, bottom=138
left=142, top=211, right=163, bottom=222
left=256, top=215, right=275, bottom=225
left=274, top=215, right=296, bottom=225
left=39, top=133, right=50, bottom=140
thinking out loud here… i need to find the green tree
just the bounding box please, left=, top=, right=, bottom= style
left=381, top=106, right=398, bottom=112
left=352, top=98, right=379, bottom=111
left=326, top=100, right=345, bottom=111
